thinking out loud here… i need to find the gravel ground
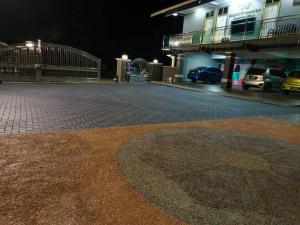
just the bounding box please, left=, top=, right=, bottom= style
left=0, top=117, right=299, bottom=225
left=118, top=128, right=300, bottom=225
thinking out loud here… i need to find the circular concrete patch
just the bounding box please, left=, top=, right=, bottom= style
left=117, top=128, right=300, bottom=225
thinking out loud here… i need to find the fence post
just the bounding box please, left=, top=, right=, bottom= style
left=35, top=64, right=42, bottom=82
left=97, top=59, right=101, bottom=80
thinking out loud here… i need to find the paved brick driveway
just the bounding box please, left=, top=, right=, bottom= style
left=0, top=83, right=299, bottom=134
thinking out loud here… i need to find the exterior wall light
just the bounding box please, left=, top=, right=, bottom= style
left=153, top=59, right=159, bottom=64
left=173, top=13, right=178, bottom=17
left=122, top=54, right=129, bottom=60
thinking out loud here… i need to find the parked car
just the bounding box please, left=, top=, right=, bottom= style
left=187, top=66, right=223, bottom=84
left=242, top=68, right=287, bottom=91
left=281, top=70, right=300, bottom=94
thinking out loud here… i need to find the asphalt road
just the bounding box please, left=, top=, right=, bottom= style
left=0, top=83, right=299, bottom=134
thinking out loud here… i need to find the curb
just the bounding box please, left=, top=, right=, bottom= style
left=151, top=81, right=300, bottom=107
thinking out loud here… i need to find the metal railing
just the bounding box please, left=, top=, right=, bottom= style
left=0, top=41, right=101, bottom=82
left=163, top=14, right=300, bottom=49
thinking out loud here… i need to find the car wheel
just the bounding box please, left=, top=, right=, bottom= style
left=191, top=78, right=197, bottom=84
left=282, top=90, right=289, bottom=95
left=263, top=83, right=272, bottom=92
left=242, top=85, right=249, bottom=90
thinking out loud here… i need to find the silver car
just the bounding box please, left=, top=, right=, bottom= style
left=242, top=68, right=287, bottom=91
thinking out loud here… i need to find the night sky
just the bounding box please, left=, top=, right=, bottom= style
left=0, top=0, right=184, bottom=76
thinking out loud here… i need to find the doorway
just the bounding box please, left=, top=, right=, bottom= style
left=203, top=10, right=215, bottom=44
left=260, top=0, right=281, bottom=37
left=213, top=7, right=228, bottom=42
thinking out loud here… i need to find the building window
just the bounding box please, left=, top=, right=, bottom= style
left=293, top=0, right=300, bottom=5
left=218, top=7, right=228, bottom=16
left=266, top=0, right=280, bottom=4
left=231, top=18, right=256, bottom=34
left=206, top=11, right=214, bottom=18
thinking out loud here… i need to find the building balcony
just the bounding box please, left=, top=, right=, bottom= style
left=163, top=14, right=300, bottom=53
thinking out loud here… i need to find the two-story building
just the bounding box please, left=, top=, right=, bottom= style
left=152, top=0, right=300, bottom=87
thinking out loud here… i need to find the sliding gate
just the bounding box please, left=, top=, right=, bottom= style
left=0, top=41, right=101, bottom=82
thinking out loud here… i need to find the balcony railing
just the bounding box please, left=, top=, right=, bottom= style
left=163, top=14, right=300, bottom=50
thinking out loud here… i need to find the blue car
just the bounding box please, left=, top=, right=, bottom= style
left=187, top=66, right=223, bottom=84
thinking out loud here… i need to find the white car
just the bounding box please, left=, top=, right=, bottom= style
left=242, top=68, right=287, bottom=92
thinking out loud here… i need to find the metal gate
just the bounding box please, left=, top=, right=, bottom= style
left=0, top=41, right=101, bottom=82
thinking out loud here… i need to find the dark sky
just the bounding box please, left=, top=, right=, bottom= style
left=0, top=0, right=183, bottom=76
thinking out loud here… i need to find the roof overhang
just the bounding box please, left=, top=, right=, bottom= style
left=0, top=42, right=8, bottom=48
left=151, top=0, right=214, bottom=17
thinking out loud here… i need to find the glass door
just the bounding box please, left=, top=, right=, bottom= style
left=203, top=11, right=214, bottom=44
left=260, top=0, right=281, bottom=38
left=213, top=7, right=228, bottom=43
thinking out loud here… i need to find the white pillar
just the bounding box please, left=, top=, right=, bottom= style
left=116, top=58, right=131, bottom=82
left=171, top=56, right=176, bottom=67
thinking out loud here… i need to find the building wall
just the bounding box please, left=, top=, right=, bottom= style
left=279, top=0, right=300, bottom=16
left=182, top=0, right=299, bottom=34
left=227, top=0, right=264, bottom=25
left=178, top=0, right=300, bottom=84
left=162, top=66, right=177, bottom=81
left=182, top=9, right=206, bottom=33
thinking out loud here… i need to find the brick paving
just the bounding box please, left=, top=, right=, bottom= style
left=0, top=83, right=299, bottom=134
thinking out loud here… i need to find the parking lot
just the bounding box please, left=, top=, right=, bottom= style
left=0, top=83, right=299, bottom=134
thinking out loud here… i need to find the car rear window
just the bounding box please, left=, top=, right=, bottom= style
left=246, top=68, right=266, bottom=75
left=289, top=71, right=300, bottom=78
left=269, top=69, right=287, bottom=78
